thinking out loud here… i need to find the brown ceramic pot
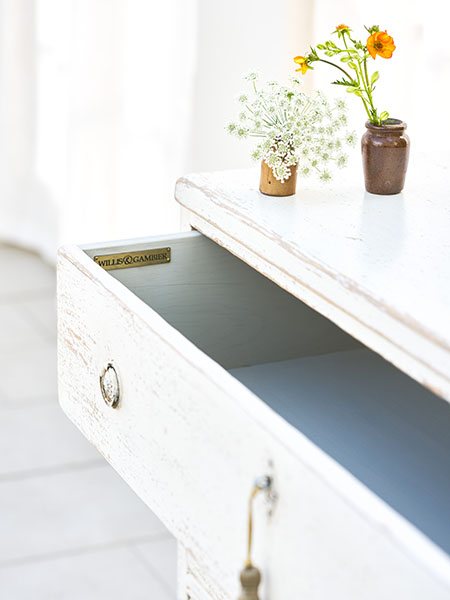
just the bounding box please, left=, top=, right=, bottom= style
left=259, top=161, right=298, bottom=196
left=361, top=119, right=410, bottom=195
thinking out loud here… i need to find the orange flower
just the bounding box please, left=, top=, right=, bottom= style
left=336, top=24, right=350, bottom=31
left=294, top=55, right=308, bottom=74
left=367, top=30, right=396, bottom=59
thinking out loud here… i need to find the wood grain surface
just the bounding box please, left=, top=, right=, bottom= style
left=175, top=155, right=450, bottom=402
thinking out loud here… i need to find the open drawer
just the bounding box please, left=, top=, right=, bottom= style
left=57, top=231, right=450, bottom=599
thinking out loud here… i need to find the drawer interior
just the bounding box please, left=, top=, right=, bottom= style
left=83, top=231, right=450, bottom=555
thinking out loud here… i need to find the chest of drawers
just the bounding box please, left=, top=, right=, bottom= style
left=57, top=161, right=450, bottom=599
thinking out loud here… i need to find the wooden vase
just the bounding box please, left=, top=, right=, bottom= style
left=259, top=161, right=298, bottom=196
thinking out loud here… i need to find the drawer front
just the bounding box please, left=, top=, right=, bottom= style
left=57, top=237, right=450, bottom=600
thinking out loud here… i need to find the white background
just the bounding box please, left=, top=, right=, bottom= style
left=0, top=0, right=448, bottom=261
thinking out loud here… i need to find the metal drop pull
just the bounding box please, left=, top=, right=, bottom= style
left=239, top=565, right=261, bottom=600
left=238, top=475, right=271, bottom=600
left=99, top=361, right=121, bottom=408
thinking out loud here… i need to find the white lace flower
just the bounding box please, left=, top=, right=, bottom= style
left=346, top=131, right=357, bottom=146
left=244, top=70, right=259, bottom=81
left=337, top=154, right=348, bottom=168
left=267, top=152, right=278, bottom=167
left=228, top=73, right=354, bottom=182
left=289, top=76, right=302, bottom=86
left=274, top=164, right=290, bottom=182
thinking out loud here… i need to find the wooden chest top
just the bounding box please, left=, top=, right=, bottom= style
left=176, top=153, right=450, bottom=401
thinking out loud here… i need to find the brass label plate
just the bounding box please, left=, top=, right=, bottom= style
left=94, top=247, right=171, bottom=271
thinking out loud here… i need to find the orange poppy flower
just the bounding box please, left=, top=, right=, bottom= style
left=367, top=30, right=396, bottom=59
left=336, top=24, right=350, bottom=31
left=294, top=55, right=308, bottom=75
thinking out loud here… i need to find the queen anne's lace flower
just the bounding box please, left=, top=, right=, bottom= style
left=320, top=170, right=332, bottom=182
left=346, top=132, right=357, bottom=146
left=244, top=70, right=259, bottom=82
left=337, top=154, right=348, bottom=168
left=236, top=127, right=248, bottom=139
left=227, top=74, right=355, bottom=183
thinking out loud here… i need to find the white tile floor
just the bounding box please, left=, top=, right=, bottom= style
left=0, top=244, right=177, bottom=599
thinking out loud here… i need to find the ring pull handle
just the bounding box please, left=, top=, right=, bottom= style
left=99, top=361, right=121, bottom=409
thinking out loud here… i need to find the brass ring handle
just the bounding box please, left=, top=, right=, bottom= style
left=99, top=361, right=121, bottom=409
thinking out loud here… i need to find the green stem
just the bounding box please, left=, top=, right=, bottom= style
left=341, top=35, right=372, bottom=120
left=316, top=58, right=354, bottom=81
left=317, top=55, right=372, bottom=120
left=362, top=59, right=378, bottom=122
left=245, top=104, right=278, bottom=128
left=342, top=36, right=353, bottom=61
left=359, top=88, right=373, bottom=120
left=342, top=36, right=360, bottom=85
left=351, top=59, right=374, bottom=121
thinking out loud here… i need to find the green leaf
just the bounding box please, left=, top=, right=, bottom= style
left=348, top=62, right=357, bottom=70
left=370, top=71, right=380, bottom=85
left=324, top=51, right=334, bottom=57
left=331, top=78, right=358, bottom=87
left=340, top=56, right=351, bottom=62
left=346, top=86, right=363, bottom=97
left=317, top=44, right=326, bottom=50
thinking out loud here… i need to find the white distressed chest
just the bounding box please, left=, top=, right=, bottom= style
left=57, top=160, right=450, bottom=599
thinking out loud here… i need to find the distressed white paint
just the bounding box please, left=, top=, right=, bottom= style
left=175, top=156, right=450, bottom=402
left=57, top=232, right=450, bottom=599
left=177, top=544, right=187, bottom=600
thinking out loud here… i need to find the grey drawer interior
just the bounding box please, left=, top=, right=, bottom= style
left=82, top=230, right=450, bottom=555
